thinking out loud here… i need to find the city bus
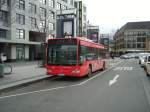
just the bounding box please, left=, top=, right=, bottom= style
left=46, top=37, right=106, bottom=77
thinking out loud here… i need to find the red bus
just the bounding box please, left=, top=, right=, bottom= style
left=46, top=37, right=106, bottom=77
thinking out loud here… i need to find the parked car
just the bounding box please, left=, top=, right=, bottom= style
left=139, top=56, right=146, bottom=67
left=144, top=55, right=150, bottom=77
left=139, top=53, right=150, bottom=67
left=120, top=53, right=137, bottom=59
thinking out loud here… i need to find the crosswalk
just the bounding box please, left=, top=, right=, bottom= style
left=113, top=67, right=133, bottom=71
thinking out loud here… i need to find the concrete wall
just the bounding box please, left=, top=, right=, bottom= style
left=25, top=45, right=29, bottom=60
left=11, top=45, right=16, bottom=60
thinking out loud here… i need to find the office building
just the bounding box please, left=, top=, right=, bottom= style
left=114, top=21, right=150, bottom=55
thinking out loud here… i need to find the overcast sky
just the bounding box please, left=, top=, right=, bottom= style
left=82, top=0, right=150, bottom=34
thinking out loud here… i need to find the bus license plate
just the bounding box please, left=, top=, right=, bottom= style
left=58, top=74, right=65, bottom=76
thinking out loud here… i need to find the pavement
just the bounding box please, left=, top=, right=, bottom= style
left=0, top=58, right=119, bottom=92
left=0, top=61, right=49, bottom=92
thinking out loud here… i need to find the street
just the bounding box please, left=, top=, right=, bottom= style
left=0, top=59, right=150, bottom=112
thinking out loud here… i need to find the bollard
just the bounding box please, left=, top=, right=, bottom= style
left=0, top=64, right=4, bottom=78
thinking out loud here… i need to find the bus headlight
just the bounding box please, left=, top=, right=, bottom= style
left=72, top=69, right=80, bottom=74
left=48, top=69, right=52, bottom=72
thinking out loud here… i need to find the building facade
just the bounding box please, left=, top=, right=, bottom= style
left=74, top=0, right=87, bottom=37
left=114, top=21, right=150, bottom=55
left=56, top=0, right=76, bottom=38
left=0, top=0, right=74, bottom=61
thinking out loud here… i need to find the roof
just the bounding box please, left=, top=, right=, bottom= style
left=124, top=21, right=150, bottom=30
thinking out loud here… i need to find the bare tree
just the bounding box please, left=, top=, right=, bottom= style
left=35, top=10, right=54, bottom=66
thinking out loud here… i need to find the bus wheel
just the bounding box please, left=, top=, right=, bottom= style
left=88, top=66, right=92, bottom=77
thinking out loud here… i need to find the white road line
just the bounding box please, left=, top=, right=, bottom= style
left=109, top=75, right=119, bottom=86
left=79, top=61, right=122, bottom=85
left=0, top=61, right=123, bottom=100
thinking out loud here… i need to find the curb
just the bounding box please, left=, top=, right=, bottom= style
left=0, top=75, right=52, bottom=93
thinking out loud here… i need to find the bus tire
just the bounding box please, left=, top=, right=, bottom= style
left=88, top=66, right=92, bottom=78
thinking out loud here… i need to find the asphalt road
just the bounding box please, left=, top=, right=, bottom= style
left=0, top=59, right=150, bottom=112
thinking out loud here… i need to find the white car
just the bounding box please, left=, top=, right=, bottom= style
left=145, top=55, right=150, bottom=77
left=139, top=53, right=150, bottom=67
left=139, top=56, right=146, bottom=67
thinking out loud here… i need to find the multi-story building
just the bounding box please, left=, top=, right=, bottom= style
left=74, top=0, right=87, bottom=37
left=114, top=21, right=150, bottom=55
left=0, top=0, right=74, bottom=61
left=56, top=0, right=76, bottom=38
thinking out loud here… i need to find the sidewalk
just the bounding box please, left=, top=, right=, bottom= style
left=0, top=61, right=49, bottom=91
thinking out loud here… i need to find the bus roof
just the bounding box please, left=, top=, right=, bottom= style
left=47, top=37, right=106, bottom=49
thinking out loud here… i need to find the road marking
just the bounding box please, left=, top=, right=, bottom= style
left=0, top=61, right=123, bottom=100
left=113, top=67, right=133, bottom=71
left=109, top=75, right=119, bottom=86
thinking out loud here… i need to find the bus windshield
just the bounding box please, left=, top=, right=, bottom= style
left=47, top=45, right=77, bottom=66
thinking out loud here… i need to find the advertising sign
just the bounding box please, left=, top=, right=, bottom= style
left=63, top=21, right=73, bottom=36
left=90, top=33, right=98, bottom=43
left=62, top=19, right=74, bottom=37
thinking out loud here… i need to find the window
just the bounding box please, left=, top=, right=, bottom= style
left=56, top=2, right=61, bottom=10
left=40, top=0, right=46, bottom=4
left=16, top=29, right=25, bottom=39
left=0, top=29, right=6, bottom=38
left=29, top=3, right=36, bottom=14
left=16, top=14, right=25, bottom=25
left=49, top=0, right=54, bottom=7
left=16, top=44, right=25, bottom=60
left=84, top=15, right=86, bottom=21
left=137, top=37, right=146, bottom=42
left=0, top=0, right=8, bottom=6
left=62, top=5, right=67, bottom=10
left=49, top=11, right=55, bottom=19
left=79, top=46, right=100, bottom=64
left=74, top=2, right=77, bottom=8
left=39, top=20, right=45, bottom=28
left=30, top=17, right=36, bottom=28
left=83, top=6, right=86, bottom=12
left=70, top=0, right=74, bottom=6
left=49, top=22, right=54, bottom=30
left=62, top=0, right=67, bottom=3
left=40, top=7, right=46, bottom=18
left=17, top=0, right=25, bottom=10
left=0, top=10, right=8, bottom=22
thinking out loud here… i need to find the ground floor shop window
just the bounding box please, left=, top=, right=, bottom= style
left=16, top=45, right=25, bottom=60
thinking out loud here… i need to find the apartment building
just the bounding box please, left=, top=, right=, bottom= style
left=114, top=21, right=150, bottom=55
left=0, top=0, right=74, bottom=61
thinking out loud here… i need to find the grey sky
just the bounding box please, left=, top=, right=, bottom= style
left=82, top=0, right=150, bottom=34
